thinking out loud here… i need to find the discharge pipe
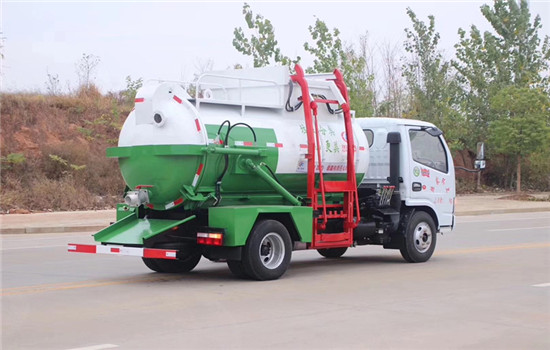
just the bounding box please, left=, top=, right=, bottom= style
left=244, top=159, right=302, bottom=206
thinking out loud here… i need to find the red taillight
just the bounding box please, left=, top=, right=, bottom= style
left=197, top=232, right=223, bottom=246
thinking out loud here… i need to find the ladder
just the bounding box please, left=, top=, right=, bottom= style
left=290, top=65, right=360, bottom=249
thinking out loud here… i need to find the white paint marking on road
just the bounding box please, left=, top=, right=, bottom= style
left=532, top=283, right=550, bottom=288
left=487, top=226, right=550, bottom=232
left=459, top=216, right=550, bottom=224
left=66, top=344, right=118, bottom=350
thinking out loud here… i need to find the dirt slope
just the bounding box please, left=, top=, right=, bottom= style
left=1, top=87, right=131, bottom=212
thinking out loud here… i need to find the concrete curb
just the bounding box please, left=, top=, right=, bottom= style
left=1, top=207, right=548, bottom=234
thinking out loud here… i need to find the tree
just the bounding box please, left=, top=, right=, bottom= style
left=489, top=86, right=550, bottom=192
left=122, top=75, right=143, bottom=102
left=452, top=25, right=495, bottom=148
left=452, top=0, right=550, bottom=149
left=342, top=41, right=375, bottom=118
left=402, top=8, right=462, bottom=149
left=0, top=32, right=5, bottom=59
left=0, top=32, right=6, bottom=78
left=45, top=70, right=61, bottom=95
left=304, top=18, right=345, bottom=74
left=481, top=0, right=550, bottom=87
left=358, top=33, right=380, bottom=114
left=233, top=3, right=298, bottom=67
left=304, top=19, right=375, bottom=117
left=194, top=58, right=214, bottom=75
left=378, top=40, right=407, bottom=118
left=75, top=53, right=100, bottom=89
left=232, top=6, right=375, bottom=117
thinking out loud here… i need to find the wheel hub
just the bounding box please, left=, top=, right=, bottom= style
left=258, top=232, right=285, bottom=270
left=413, top=222, right=432, bottom=253
left=261, top=242, right=271, bottom=256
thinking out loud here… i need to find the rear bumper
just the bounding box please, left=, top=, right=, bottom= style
left=68, top=243, right=178, bottom=260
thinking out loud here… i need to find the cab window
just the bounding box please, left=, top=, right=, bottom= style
left=409, top=129, right=448, bottom=173
left=363, top=129, right=374, bottom=147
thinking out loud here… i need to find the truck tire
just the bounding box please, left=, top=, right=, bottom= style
left=399, top=211, right=437, bottom=263
left=317, top=247, right=348, bottom=258
left=142, top=243, right=202, bottom=273
left=242, top=220, right=292, bottom=281
left=227, top=260, right=249, bottom=279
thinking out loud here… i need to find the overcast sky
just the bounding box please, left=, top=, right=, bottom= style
left=2, top=1, right=549, bottom=93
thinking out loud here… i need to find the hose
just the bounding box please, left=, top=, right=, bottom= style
left=216, top=120, right=231, bottom=143
left=226, top=123, right=257, bottom=145
left=313, top=94, right=342, bottom=115
left=260, top=162, right=282, bottom=185
left=214, top=121, right=257, bottom=206
left=285, top=81, right=303, bottom=112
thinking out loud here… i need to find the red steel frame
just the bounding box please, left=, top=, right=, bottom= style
left=291, top=65, right=360, bottom=249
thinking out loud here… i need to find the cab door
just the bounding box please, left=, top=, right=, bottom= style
left=406, top=127, right=455, bottom=227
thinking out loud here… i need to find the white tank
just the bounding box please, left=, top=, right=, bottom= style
left=113, top=66, right=369, bottom=209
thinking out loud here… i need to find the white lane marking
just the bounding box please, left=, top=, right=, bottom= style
left=487, top=226, right=550, bottom=232
left=532, top=283, right=550, bottom=288
left=66, top=344, right=118, bottom=350
left=459, top=216, right=550, bottom=224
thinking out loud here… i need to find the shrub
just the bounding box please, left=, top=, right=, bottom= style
left=522, top=151, right=550, bottom=191
left=1, top=153, right=26, bottom=169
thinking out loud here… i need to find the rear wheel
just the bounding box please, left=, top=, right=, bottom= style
left=317, top=247, right=348, bottom=258
left=399, top=211, right=437, bottom=263
left=142, top=243, right=202, bottom=273
left=242, top=220, right=292, bottom=281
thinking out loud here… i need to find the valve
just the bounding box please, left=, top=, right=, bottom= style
left=124, top=189, right=150, bottom=207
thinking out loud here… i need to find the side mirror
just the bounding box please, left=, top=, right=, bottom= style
left=476, top=142, right=485, bottom=160
left=474, top=160, right=486, bottom=170
left=475, top=142, right=486, bottom=170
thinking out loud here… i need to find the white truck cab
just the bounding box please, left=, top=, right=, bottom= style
left=358, top=118, right=456, bottom=231
left=351, top=118, right=455, bottom=263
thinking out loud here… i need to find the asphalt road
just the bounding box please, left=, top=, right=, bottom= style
left=2, top=212, right=549, bottom=349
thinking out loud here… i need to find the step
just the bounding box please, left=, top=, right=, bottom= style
left=323, top=181, right=356, bottom=193
left=318, top=211, right=347, bottom=220
left=316, top=232, right=350, bottom=243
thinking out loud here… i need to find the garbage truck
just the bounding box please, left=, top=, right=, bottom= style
left=68, top=65, right=455, bottom=280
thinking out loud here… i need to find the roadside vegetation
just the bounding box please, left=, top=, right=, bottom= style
left=0, top=85, right=133, bottom=211
left=1, top=0, right=549, bottom=212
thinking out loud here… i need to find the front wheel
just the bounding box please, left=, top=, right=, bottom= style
left=242, top=220, right=292, bottom=281
left=399, top=211, right=437, bottom=263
